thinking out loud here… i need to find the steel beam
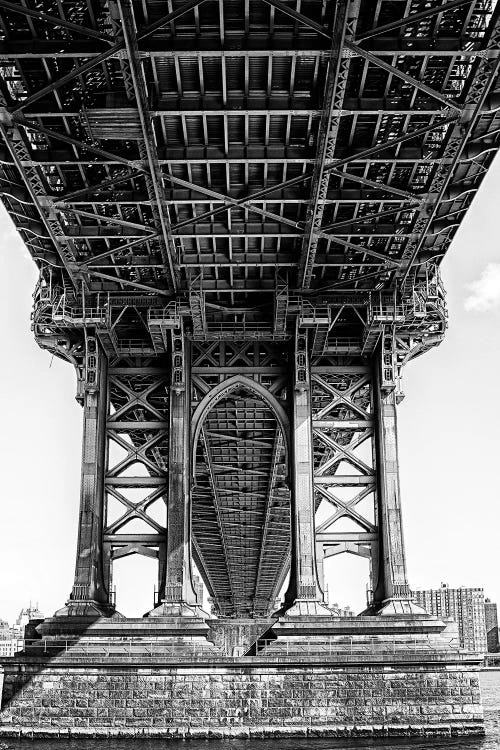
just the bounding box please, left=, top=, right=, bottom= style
left=156, top=117, right=457, bottom=237
left=9, top=0, right=209, bottom=115
left=1, top=41, right=495, bottom=59
left=116, top=0, right=179, bottom=292
left=264, top=0, right=463, bottom=112
left=399, top=4, right=500, bottom=281
left=355, top=0, right=473, bottom=42
left=78, top=235, right=159, bottom=268
left=0, top=0, right=113, bottom=42
left=345, top=42, right=462, bottom=112
left=298, top=0, right=351, bottom=288
left=57, top=170, right=144, bottom=203
left=103, top=362, right=171, bottom=606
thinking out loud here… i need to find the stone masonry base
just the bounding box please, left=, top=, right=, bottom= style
left=0, top=662, right=484, bottom=738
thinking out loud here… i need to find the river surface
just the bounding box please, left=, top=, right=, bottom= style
left=2, top=670, right=500, bottom=750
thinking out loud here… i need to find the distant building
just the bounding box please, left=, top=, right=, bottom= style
left=0, top=619, right=9, bottom=640
left=0, top=639, right=23, bottom=657
left=329, top=602, right=356, bottom=618
left=485, top=599, right=499, bottom=653
left=10, top=603, right=44, bottom=639
left=338, top=605, right=356, bottom=618
left=412, top=583, right=487, bottom=653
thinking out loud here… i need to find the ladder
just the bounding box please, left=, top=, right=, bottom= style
left=273, top=283, right=289, bottom=337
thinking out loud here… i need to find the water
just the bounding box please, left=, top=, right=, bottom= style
left=2, top=671, right=500, bottom=750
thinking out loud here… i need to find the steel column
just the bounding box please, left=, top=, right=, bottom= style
left=151, top=333, right=200, bottom=616
left=371, top=346, right=417, bottom=613
left=60, top=337, right=113, bottom=616
left=284, top=328, right=330, bottom=615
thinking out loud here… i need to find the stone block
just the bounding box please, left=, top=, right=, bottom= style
left=0, top=658, right=485, bottom=738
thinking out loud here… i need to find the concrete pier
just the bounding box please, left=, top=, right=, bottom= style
left=0, top=616, right=484, bottom=737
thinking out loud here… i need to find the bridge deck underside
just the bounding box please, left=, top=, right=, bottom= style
left=1, top=1, right=498, bottom=307
left=0, top=0, right=499, bottom=614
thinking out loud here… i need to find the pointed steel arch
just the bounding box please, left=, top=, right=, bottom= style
left=191, top=373, right=291, bottom=615
left=191, top=374, right=290, bottom=478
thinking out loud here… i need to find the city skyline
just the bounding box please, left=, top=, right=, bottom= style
left=1, top=155, right=500, bottom=623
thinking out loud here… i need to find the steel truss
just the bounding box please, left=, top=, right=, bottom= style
left=1, top=0, right=499, bottom=619
left=103, top=358, right=170, bottom=606
left=311, top=357, right=405, bottom=610
left=312, top=362, right=377, bottom=581
left=58, top=340, right=172, bottom=615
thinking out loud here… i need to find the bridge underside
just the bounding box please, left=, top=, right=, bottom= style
left=1, top=0, right=497, bottom=739
left=0, top=0, right=499, bottom=624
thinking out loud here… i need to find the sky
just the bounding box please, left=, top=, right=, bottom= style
left=0, top=156, right=499, bottom=623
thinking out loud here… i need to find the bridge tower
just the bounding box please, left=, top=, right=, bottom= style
left=1, top=0, right=499, bottom=737
left=36, top=290, right=442, bottom=628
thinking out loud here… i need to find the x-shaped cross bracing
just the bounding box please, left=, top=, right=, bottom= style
left=104, top=369, right=169, bottom=556
left=106, top=429, right=168, bottom=479
left=315, top=486, right=376, bottom=535
left=108, top=376, right=167, bottom=424
left=312, top=367, right=377, bottom=564
left=105, top=485, right=166, bottom=536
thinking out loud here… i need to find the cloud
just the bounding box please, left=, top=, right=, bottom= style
left=464, top=263, right=500, bottom=312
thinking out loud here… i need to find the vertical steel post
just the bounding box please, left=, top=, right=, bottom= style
left=371, top=345, right=421, bottom=614
left=58, top=337, right=113, bottom=616
left=150, top=332, right=199, bottom=616
left=284, top=327, right=330, bottom=615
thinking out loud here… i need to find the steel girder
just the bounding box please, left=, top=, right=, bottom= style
left=0, top=0, right=498, bottom=319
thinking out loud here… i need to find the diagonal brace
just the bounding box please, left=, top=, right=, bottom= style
left=263, top=0, right=462, bottom=111
left=10, top=0, right=209, bottom=114
left=0, top=0, right=113, bottom=42
left=116, top=0, right=179, bottom=292
left=345, top=41, right=462, bottom=112
left=355, top=0, right=474, bottom=42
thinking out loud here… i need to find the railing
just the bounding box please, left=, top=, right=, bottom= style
left=299, top=310, right=330, bottom=327
left=323, top=338, right=362, bottom=354
left=298, top=299, right=330, bottom=327
left=52, top=306, right=108, bottom=324
left=191, top=323, right=289, bottom=341
left=368, top=304, right=406, bottom=323
left=5, top=636, right=478, bottom=665
left=147, top=303, right=181, bottom=328
left=33, top=281, right=59, bottom=306
left=51, top=293, right=109, bottom=326
left=260, top=637, right=463, bottom=655
left=116, top=339, right=157, bottom=354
